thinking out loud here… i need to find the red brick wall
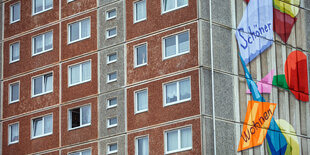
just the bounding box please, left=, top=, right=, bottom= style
left=61, top=0, right=97, bottom=18
left=61, top=142, right=98, bottom=155
left=127, top=23, right=198, bottom=84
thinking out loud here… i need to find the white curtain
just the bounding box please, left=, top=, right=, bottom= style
left=138, top=137, right=149, bottom=155
left=34, top=35, right=43, bottom=54
left=12, top=43, right=20, bottom=60
left=44, top=31, right=53, bottom=50
left=167, top=130, right=178, bottom=151
left=166, top=83, right=177, bottom=103
left=137, top=44, right=147, bottom=65
left=82, top=105, right=91, bottom=125
left=34, top=76, right=43, bottom=95
left=137, top=90, right=148, bottom=111
left=70, top=65, right=80, bottom=84
left=70, top=22, right=79, bottom=42
left=136, top=0, right=146, bottom=20
left=33, top=118, right=43, bottom=137
left=44, top=74, right=53, bottom=92
left=178, top=31, right=189, bottom=53
left=82, top=61, right=91, bottom=81
left=81, top=19, right=90, bottom=38
left=177, top=0, right=188, bottom=7
left=10, top=123, right=19, bottom=142
left=179, top=79, right=190, bottom=100
left=181, top=127, right=192, bottom=148
left=165, top=36, right=176, bottom=57
left=44, top=115, right=53, bottom=134
left=164, top=0, right=175, bottom=11
left=45, top=0, right=53, bottom=9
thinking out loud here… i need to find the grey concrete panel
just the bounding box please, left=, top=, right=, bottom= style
left=98, top=135, right=126, bottom=155
left=199, top=0, right=210, bottom=20
left=199, top=20, right=211, bottom=67
left=212, top=0, right=232, bottom=27
left=99, top=45, right=125, bottom=93
left=202, top=117, right=237, bottom=155
left=305, top=9, right=310, bottom=52
left=98, top=90, right=125, bottom=138
left=212, top=25, right=233, bottom=73
left=202, top=69, right=235, bottom=121
left=98, top=1, right=125, bottom=49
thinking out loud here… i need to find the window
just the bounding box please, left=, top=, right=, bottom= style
left=9, top=82, right=19, bottom=104
left=165, top=127, right=192, bottom=154
left=106, top=9, right=116, bottom=20
left=107, top=53, right=117, bottom=64
left=32, top=114, right=53, bottom=138
left=69, top=61, right=91, bottom=86
left=107, top=143, right=118, bottom=154
left=69, top=104, right=91, bottom=129
left=32, top=0, right=53, bottom=15
left=107, top=72, right=117, bottom=83
left=164, top=78, right=191, bottom=106
left=32, top=73, right=53, bottom=97
left=32, top=31, right=53, bottom=56
left=135, top=89, right=148, bottom=113
left=107, top=117, right=117, bottom=128
left=134, top=0, right=146, bottom=23
left=106, top=28, right=117, bottom=39
left=163, top=31, right=189, bottom=59
left=107, top=98, right=117, bottom=109
left=135, top=44, right=147, bottom=67
left=68, top=18, right=90, bottom=43
left=135, top=136, right=149, bottom=155
left=162, top=0, right=188, bottom=13
left=10, top=2, right=20, bottom=23
left=8, top=123, right=19, bottom=144
left=69, top=149, right=91, bottom=155
left=10, top=42, right=20, bottom=63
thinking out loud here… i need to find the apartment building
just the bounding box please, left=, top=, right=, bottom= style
left=0, top=0, right=310, bottom=155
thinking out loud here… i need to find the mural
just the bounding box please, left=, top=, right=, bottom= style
left=236, top=0, right=305, bottom=154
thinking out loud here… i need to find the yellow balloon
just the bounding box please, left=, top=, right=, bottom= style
left=273, top=0, right=300, bottom=18
left=275, top=119, right=300, bottom=155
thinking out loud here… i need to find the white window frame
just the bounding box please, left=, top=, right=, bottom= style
left=106, top=27, right=117, bottom=39
left=68, top=104, right=91, bottom=130
left=107, top=117, right=118, bottom=128
left=163, top=77, right=191, bottom=106
left=134, top=89, right=148, bottom=114
left=31, top=114, right=53, bottom=139
left=135, top=135, right=149, bottom=155
left=67, top=0, right=75, bottom=3
left=161, top=0, right=188, bottom=14
left=68, top=60, right=92, bottom=87
left=32, top=31, right=53, bottom=56
left=68, top=148, right=92, bottom=155
left=8, top=122, right=19, bottom=145
left=133, top=0, right=147, bottom=23
left=107, top=142, right=118, bottom=154
left=68, top=18, right=91, bottom=44
left=32, top=0, right=53, bottom=15
left=162, top=30, right=190, bottom=60
left=134, top=43, right=147, bottom=68
left=106, top=8, right=117, bottom=20
left=9, top=81, right=20, bottom=104
left=31, top=72, right=53, bottom=97
left=10, top=2, right=20, bottom=24
left=107, top=97, right=117, bottom=109
left=107, top=71, right=117, bottom=83
left=9, top=41, right=20, bottom=63
left=164, top=126, right=192, bottom=154
left=107, top=53, right=117, bottom=64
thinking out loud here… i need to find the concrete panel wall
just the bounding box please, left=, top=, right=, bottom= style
left=98, top=135, right=126, bottom=155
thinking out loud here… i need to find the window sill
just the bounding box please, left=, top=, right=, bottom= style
left=68, top=36, right=90, bottom=45
left=68, top=79, right=91, bottom=88
left=32, top=48, right=53, bottom=57
left=106, top=35, right=117, bottom=40
left=9, top=59, right=20, bottom=64
left=31, top=132, right=52, bottom=140
left=134, top=18, right=146, bottom=24
left=134, top=109, right=148, bottom=115
left=161, top=5, right=188, bottom=15
left=164, top=98, right=191, bottom=107
left=32, top=91, right=53, bottom=98
left=107, top=79, right=117, bottom=83
left=8, top=141, right=19, bottom=145
left=9, top=100, right=19, bottom=104
left=163, top=50, right=190, bottom=61
left=68, top=123, right=91, bottom=131
left=165, top=147, right=192, bottom=155
left=107, top=105, right=117, bottom=109
left=107, top=60, right=117, bottom=65
left=106, top=16, right=116, bottom=21
left=107, top=124, right=117, bottom=129
left=10, top=19, right=20, bottom=24
left=107, top=151, right=118, bottom=154
left=32, top=7, right=53, bottom=16
left=134, top=63, right=147, bottom=68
